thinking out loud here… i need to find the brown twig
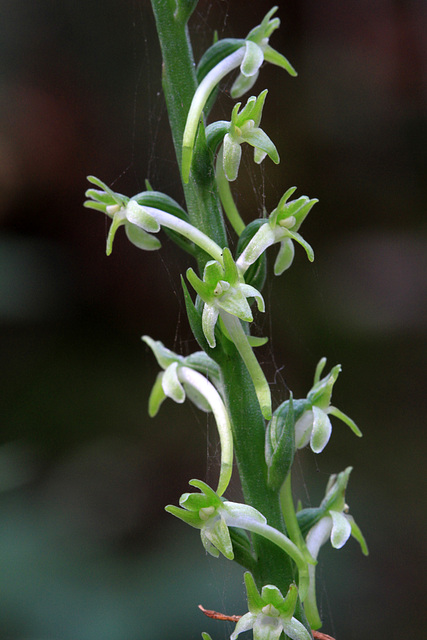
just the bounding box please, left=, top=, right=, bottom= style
left=198, top=604, right=336, bottom=640
left=198, top=604, right=241, bottom=623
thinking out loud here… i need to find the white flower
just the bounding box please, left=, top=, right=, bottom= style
left=231, top=572, right=311, bottom=640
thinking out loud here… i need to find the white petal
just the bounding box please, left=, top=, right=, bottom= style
left=294, top=410, right=313, bottom=449
left=310, top=406, right=332, bottom=453
left=305, top=516, right=333, bottom=559
left=330, top=510, right=352, bottom=549
left=231, top=613, right=256, bottom=640
left=162, top=362, right=185, bottom=403
left=241, top=41, right=264, bottom=77
left=282, top=617, right=312, bottom=640
left=202, top=304, right=219, bottom=348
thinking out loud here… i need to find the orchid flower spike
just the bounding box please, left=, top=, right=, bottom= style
left=299, top=467, right=368, bottom=629
left=166, top=480, right=310, bottom=599
left=84, top=176, right=224, bottom=263
left=143, top=337, right=232, bottom=497
left=236, top=187, right=318, bottom=277
left=182, top=6, right=297, bottom=182
left=186, top=248, right=272, bottom=419
left=231, top=572, right=311, bottom=640
left=294, top=358, right=363, bottom=454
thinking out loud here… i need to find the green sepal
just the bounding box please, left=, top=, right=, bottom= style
left=348, top=516, right=369, bottom=556
left=296, top=507, right=324, bottom=538
left=243, top=127, right=279, bottom=165
left=142, top=335, right=180, bottom=370
left=125, top=223, right=162, bottom=252
left=247, top=335, right=268, bottom=347
left=165, top=503, right=202, bottom=528
left=196, top=38, right=245, bottom=83
left=147, top=372, right=167, bottom=417
left=265, top=393, right=296, bottom=490
left=86, top=175, right=124, bottom=205
left=132, top=190, right=188, bottom=221
left=246, top=7, right=280, bottom=43
left=236, top=219, right=268, bottom=291
left=307, top=362, right=341, bottom=408
left=186, top=267, right=211, bottom=303
left=206, top=120, right=230, bottom=156
left=184, top=350, right=222, bottom=388
left=286, top=230, right=314, bottom=263
left=244, top=571, right=265, bottom=613
left=263, top=44, right=298, bottom=77
left=327, top=406, right=362, bottom=437
left=191, top=116, right=219, bottom=189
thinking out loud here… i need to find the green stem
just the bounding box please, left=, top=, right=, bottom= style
left=150, top=1, right=311, bottom=634
left=150, top=0, right=227, bottom=268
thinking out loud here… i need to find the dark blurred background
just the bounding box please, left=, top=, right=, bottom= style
left=1, top=1, right=426, bottom=638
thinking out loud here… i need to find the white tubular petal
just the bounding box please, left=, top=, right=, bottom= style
left=140, top=206, right=224, bottom=264
left=310, top=406, right=332, bottom=453
left=125, top=200, right=160, bottom=232
left=225, top=515, right=309, bottom=601
left=330, top=510, right=352, bottom=549
left=236, top=223, right=276, bottom=274
left=222, top=500, right=267, bottom=524
left=178, top=366, right=233, bottom=497
left=182, top=48, right=246, bottom=181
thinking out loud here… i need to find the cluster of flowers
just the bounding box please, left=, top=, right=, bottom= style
left=84, top=7, right=367, bottom=638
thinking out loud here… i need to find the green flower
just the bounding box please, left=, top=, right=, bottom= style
left=236, top=187, right=317, bottom=277
left=186, top=247, right=264, bottom=348
left=143, top=337, right=232, bottom=497
left=166, top=480, right=310, bottom=598
left=229, top=6, right=297, bottom=99
left=182, top=7, right=296, bottom=182
left=186, top=247, right=272, bottom=419
left=219, top=90, right=279, bottom=182
left=84, top=176, right=161, bottom=256
left=294, top=358, right=362, bottom=453
left=231, top=572, right=311, bottom=640
left=84, top=176, right=224, bottom=263
left=206, top=90, right=279, bottom=235
left=301, top=468, right=368, bottom=629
